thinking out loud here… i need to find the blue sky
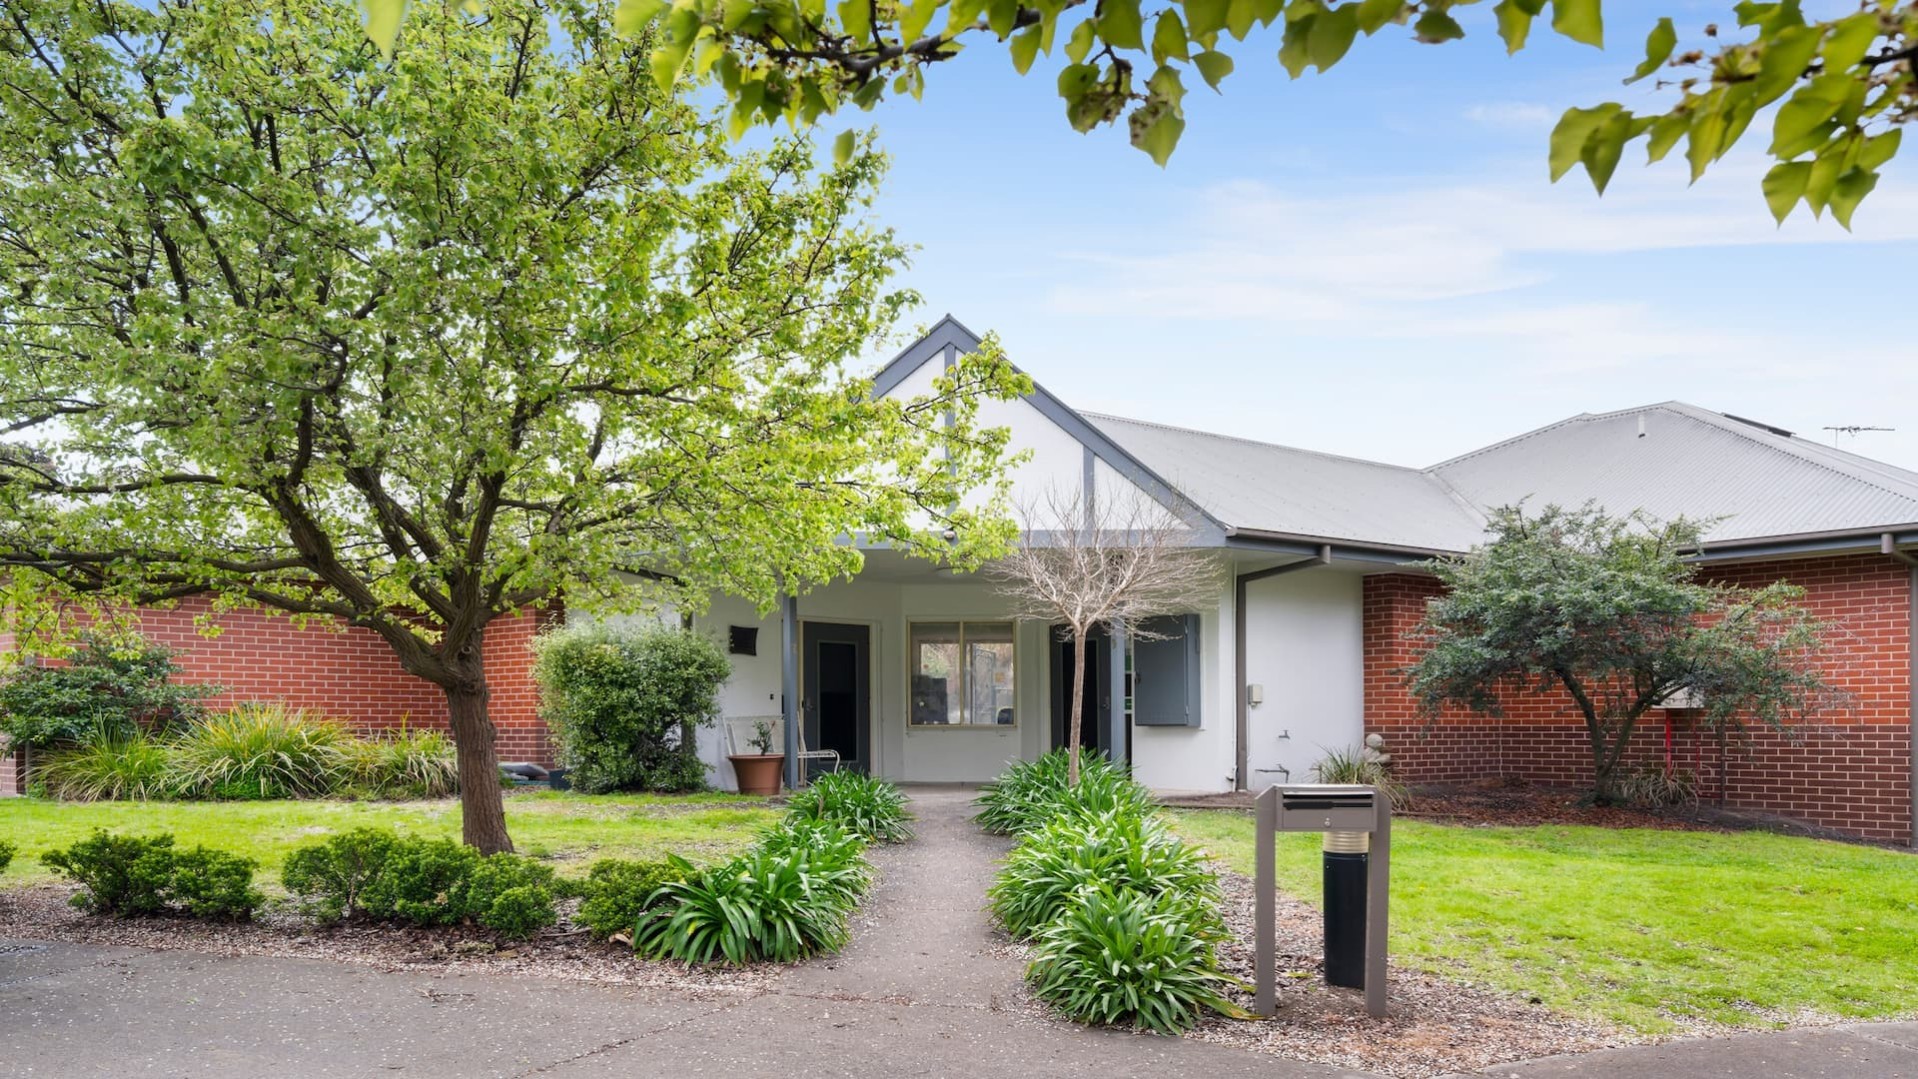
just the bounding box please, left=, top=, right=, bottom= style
left=848, top=0, right=1918, bottom=471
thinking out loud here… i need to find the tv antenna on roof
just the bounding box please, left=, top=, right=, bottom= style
left=1823, top=425, right=1895, bottom=446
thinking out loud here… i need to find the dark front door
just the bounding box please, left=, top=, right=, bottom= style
left=1050, top=628, right=1110, bottom=755
left=803, top=622, right=870, bottom=775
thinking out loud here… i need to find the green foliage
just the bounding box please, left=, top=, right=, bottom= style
left=288, top=830, right=559, bottom=938
left=633, top=842, right=867, bottom=964
left=1026, top=883, right=1244, bottom=1034
left=37, top=729, right=182, bottom=802
left=989, top=810, right=1222, bottom=940
left=359, top=0, right=1914, bottom=222
left=973, top=748, right=1153, bottom=835
left=0, top=633, right=214, bottom=750
left=532, top=625, right=730, bottom=794
left=342, top=727, right=460, bottom=799
left=1408, top=504, right=1832, bottom=804
left=42, top=830, right=262, bottom=919
left=0, top=839, right=13, bottom=874
left=42, top=831, right=177, bottom=915
left=0, top=0, right=1026, bottom=853
left=787, top=771, right=914, bottom=843
left=282, top=828, right=404, bottom=923
left=172, top=704, right=352, bottom=800
left=575, top=857, right=688, bottom=939
left=161, top=846, right=266, bottom=920
left=1309, top=745, right=1410, bottom=809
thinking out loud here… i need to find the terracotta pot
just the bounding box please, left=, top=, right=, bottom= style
left=728, top=753, right=784, bottom=796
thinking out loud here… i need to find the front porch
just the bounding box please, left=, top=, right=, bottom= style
left=689, top=550, right=1193, bottom=790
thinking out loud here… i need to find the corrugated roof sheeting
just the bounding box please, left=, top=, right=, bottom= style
left=1087, top=402, right=1918, bottom=552
left=1086, top=414, right=1487, bottom=552
left=1433, top=404, right=1918, bottom=544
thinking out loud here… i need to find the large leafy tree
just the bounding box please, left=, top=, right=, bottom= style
left=1405, top=504, right=1834, bottom=804
left=0, top=0, right=1025, bottom=852
left=363, top=0, right=1914, bottom=226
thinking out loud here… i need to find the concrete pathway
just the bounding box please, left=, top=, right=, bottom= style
left=5, top=786, right=1913, bottom=1078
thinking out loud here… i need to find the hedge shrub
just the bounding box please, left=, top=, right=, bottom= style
left=0, top=632, right=214, bottom=750
left=42, top=830, right=262, bottom=920
left=0, top=839, right=14, bottom=873
left=575, top=858, right=687, bottom=940
left=531, top=624, right=729, bottom=794
left=283, top=830, right=559, bottom=939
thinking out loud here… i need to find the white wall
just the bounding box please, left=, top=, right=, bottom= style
left=1241, top=568, right=1366, bottom=791
left=1130, top=578, right=1237, bottom=794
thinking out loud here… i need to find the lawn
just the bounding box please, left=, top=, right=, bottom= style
left=0, top=790, right=782, bottom=889
left=1171, top=809, right=1918, bottom=1034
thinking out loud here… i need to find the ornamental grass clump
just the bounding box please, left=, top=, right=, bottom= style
left=633, top=839, right=867, bottom=965
left=989, top=811, right=1223, bottom=941
left=1026, top=883, right=1246, bottom=1035
left=342, top=725, right=460, bottom=799
left=173, top=703, right=351, bottom=799
left=787, top=771, right=913, bottom=843
left=37, top=729, right=182, bottom=802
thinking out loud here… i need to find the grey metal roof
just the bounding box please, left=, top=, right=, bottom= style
left=1088, top=402, right=1918, bottom=554
left=1085, top=415, right=1488, bottom=552
left=1430, top=402, right=1918, bottom=546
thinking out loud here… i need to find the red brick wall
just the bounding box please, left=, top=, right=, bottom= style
left=1364, top=554, right=1915, bottom=844
left=1, top=597, right=561, bottom=776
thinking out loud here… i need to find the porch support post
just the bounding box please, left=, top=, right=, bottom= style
left=1106, top=623, right=1128, bottom=766
left=781, top=592, right=800, bottom=791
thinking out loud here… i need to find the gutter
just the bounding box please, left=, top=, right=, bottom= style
left=1892, top=535, right=1918, bottom=849
left=1234, top=545, right=1332, bottom=792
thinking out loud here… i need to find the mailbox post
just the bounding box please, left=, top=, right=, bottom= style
left=1253, top=783, right=1391, bottom=1018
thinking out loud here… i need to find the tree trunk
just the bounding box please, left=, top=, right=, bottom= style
left=1066, top=626, right=1087, bottom=787
left=444, top=677, right=514, bottom=855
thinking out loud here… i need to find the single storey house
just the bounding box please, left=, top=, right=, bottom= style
left=674, top=317, right=1916, bottom=845
left=5, top=316, right=1912, bottom=845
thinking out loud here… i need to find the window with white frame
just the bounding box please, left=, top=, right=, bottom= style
left=909, top=622, right=1016, bottom=727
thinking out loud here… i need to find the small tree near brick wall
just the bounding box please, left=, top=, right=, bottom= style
left=1406, top=504, right=1837, bottom=805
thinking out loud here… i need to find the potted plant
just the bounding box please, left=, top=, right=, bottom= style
left=728, top=719, right=783, bottom=796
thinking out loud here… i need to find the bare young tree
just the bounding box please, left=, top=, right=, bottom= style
left=991, top=485, right=1220, bottom=785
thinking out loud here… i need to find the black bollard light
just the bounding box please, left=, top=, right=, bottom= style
left=1321, top=829, right=1368, bottom=988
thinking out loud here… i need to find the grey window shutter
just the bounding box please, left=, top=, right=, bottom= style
left=1131, top=614, right=1201, bottom=727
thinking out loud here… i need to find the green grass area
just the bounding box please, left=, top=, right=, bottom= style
left=0, top=790, right=782, bottom=889
left=1171, top=809, right=1918, bottom=1033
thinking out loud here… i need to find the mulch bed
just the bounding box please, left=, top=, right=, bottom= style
left=0, top=886, right=775, bottom=999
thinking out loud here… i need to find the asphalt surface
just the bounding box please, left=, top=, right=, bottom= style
left=5, top=785, right=1914, bottom=1078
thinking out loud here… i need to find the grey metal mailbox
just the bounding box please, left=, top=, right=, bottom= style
left=1253, top=783, right=1391, bottom=1018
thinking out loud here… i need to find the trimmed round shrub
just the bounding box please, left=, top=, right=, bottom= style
left=357, top=836, right=484, bottom=926
left=283, top=828, right=403, bottom=923
left=989, top=811, right=1223, bottom=941
left=37, top=729, right=181, bottom=802
left=42, top=831, right=178, bottom=915
left=41, top=830, right=263, bottom=920
left=531, top=624, right=729, bottom=794
left=0, top=839, right=14, bottom=874
left=173, top=703, right=350, bottom=799
left=787, top=772, right=913, bottom=843
left=452, top=853, right=561, bottom=939
left=575, top=858, right=687, bottom=940
left=1026, top=883, right=1244, bottom=1035
left=164, top=847, right=265, bottom=920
